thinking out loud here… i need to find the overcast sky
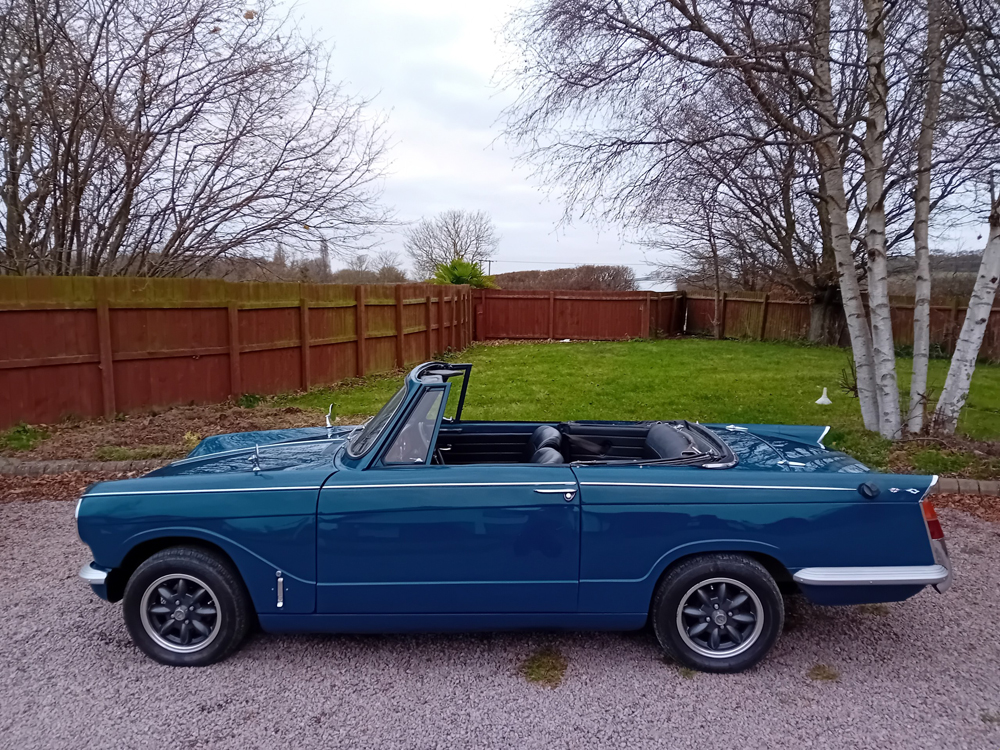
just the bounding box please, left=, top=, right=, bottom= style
left=298, top=0, right=986, bottom=284
left=298, top=0, right=666, bottom=285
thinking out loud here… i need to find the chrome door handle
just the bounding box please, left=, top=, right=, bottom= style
left=534, top=488, right=578, bottom=501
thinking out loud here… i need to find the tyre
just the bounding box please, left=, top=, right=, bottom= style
left=122, top=546, right=251, bottom=667
left=651, top=553, right=783, bottom=673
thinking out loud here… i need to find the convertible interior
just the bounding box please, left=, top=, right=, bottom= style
left=433, top=420, right=732, bottom=467
left=410, top=362, right=734, bottom=468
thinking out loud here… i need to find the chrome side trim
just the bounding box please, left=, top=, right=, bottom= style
left=578, top=482, right=855, bottom=492
left=793, top=565, right=949, bottom=586
left=85, top=481, right=579, bottom=497
left=818, top=425, right=831, bottom=448
left=79, top=563, right=108, bottom=586
left=86, top=485, right=323, bottom=497
left=323, top=481, right=578, bottom=490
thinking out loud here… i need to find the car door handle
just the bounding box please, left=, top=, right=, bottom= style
left=534, top=488, right=578, bottom=501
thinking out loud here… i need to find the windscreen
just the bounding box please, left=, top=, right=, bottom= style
left=347, top=386, right=406, bottom=457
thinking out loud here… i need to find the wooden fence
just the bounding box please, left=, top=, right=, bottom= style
left=683, top=292, right=1000, bottom=360
left=472, top=288, right=1000, bottom=361
left=472, top=289, right=686, bottom=341
left=0, top=277, right=472, bottom=429
left=4, top=279, right=999, bottom=429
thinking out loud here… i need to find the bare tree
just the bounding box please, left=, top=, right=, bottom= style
left=404, top=210, right=499, bottom=279
left=648, top=133, right=840, bottom=339
left=932, top=0, right=1000, bottom=433
left=0, top=0, right=389, bottom=277
left=494, top=264, right=637, bottom=291
left=862, top=0, right=903, bottom=436
left=907, top=0, right=953, bottom=433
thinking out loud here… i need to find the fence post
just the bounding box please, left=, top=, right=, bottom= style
left=228, top=300, right=241, bottom=396
left=435, top=287, right=441, bottom=354
left=355, top=286, right=367, bottom=377
left=643, top=292, right=651, bottom=338
left=548, top=291, right=555, bottom=339
left=451, top=291, right=457, bottom=350
left=425, top=292, right=433, bottom=359
left=676, top=291, right=686, bottom=335
left=462, top=290, right=467, bottom=348
left=481, top=289, right=488, bottom=340
left=758, top=293, right=770, bottom=340
left=299, top=287, right=311, bottom=390
left=720, top=292, right=729, bottom=338
left=95, top=278, right=116, bottom=419
left=394, top=285, right=405, bottom=368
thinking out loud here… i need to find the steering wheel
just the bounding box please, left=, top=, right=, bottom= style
left=418, top=419, right=433, bottom=446
left=387, top=420, right=434, bottom=464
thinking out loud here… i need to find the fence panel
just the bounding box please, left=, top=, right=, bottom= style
left=475, top=290, right=683, bottom=340
left=684, top=297, right=717, bottom=336
left=762, top=300, right=811, bottom=340
left=0, top=278, right=471, bottom=429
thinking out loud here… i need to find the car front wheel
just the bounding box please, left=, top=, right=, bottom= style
left=651, top=553, right=783, bottom=673
left=122, top=546, right=251, bottom=667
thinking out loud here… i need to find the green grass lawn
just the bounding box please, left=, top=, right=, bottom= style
left=282, top=339, right=1000, bottom=475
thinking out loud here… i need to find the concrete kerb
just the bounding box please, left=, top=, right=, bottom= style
left=0, top=457, right=170, bottom=476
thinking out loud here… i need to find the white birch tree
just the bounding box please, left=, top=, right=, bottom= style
left=932, top=0, right=1000, bottom=433
left=862, top=0, right=902, bottom=437
left=906, top=0, right=949, bottom=433
left=933, top=193, right=1000, bottom=432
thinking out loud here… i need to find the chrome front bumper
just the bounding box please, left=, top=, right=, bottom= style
left=79, top=563, right=108, bottom=586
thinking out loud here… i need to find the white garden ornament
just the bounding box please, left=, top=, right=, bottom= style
left=815, top=388, right=833, bottom=405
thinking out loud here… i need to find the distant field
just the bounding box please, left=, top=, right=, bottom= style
left=283, top=339, right=1000, bottom=475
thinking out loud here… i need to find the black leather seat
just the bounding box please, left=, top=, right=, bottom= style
left=643, top=422, right=692, bottom=459
left=530, top=446, right=565, bottom=464
left=523, top=425, right=563, bottom=462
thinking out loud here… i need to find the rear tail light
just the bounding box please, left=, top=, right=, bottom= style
left=921, top=499, right=945, bottom=540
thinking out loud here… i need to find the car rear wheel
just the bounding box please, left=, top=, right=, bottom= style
left=651, top=554, right=783, bottom=673
left=123, top=547, right=251, bottom=667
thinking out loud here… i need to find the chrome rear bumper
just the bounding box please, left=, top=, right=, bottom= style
left=793, top=563, right=949, bottom=587
left=930, top=538, right=952, bottom=593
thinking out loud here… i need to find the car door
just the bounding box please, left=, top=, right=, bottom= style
left=316, top=462, right=581, bottom=614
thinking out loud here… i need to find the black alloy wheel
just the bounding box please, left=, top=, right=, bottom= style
left=652, top=553, right=783, bottom=673
left=123, top=546, right=252, bottom=667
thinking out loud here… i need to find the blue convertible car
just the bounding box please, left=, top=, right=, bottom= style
left=77, top=362, right=951, bottom=672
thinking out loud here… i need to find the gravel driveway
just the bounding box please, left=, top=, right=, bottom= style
left=2, top=501, right=999, bottom=750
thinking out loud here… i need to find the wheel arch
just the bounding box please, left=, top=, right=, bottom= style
left=647, top=546, right=796, bottom=613
left=105, top=537, right=239, bottom=602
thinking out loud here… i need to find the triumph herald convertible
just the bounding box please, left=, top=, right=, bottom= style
left=77, top=361, right=951, bottom=672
